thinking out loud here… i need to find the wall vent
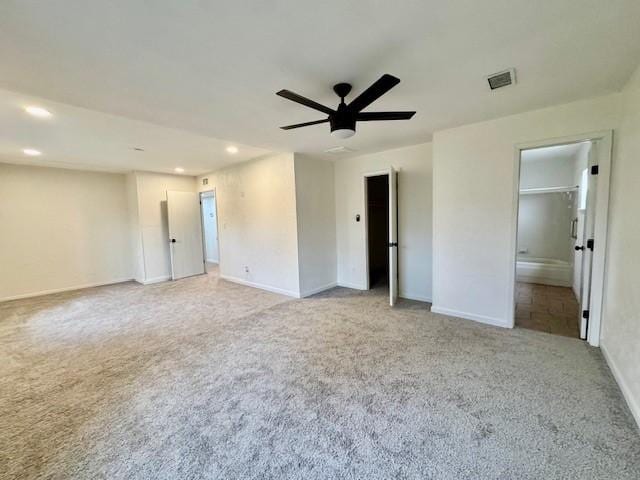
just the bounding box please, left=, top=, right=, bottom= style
left=325, top=146, right=355, bottom=155
left=487, top=69, right=516, bottom=90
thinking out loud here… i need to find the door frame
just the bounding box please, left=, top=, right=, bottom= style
left=363, top=170, right=390, bottom=291
left=509, top=130, right=613, bottom=346
left=199, top=189, right=220, bottom=269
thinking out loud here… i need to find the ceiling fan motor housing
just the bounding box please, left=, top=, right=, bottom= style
left=330, top=103, right=356, bottom=134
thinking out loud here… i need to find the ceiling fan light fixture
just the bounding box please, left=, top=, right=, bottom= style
left=277, top=74, right=415, bottom=137
left=331, top=128, right=355, bottom=139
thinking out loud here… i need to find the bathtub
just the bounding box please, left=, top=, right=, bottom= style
left=516, top=257, right=573, bottom=287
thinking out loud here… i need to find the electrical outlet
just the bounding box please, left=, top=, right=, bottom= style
left=244, top=266, right=249, bottom=273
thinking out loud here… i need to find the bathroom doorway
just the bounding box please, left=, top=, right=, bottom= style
left=512, top=131, right=612, bottom=345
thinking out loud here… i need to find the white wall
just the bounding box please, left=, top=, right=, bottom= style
left=519, top=148, right=578, bottom=189
left=517, top=146, right=585, bottom=263
left=294, top=155, right=337, bottom=297
left=517, top=193, right=573, bottom=262
left=126, top=172, right=145, bottom=283
left=600, top=67, right=640, bottom=427
left=334, top=142, right=433, bottom=302
left=432, top=93, right=621, bottom=326
left=197, top=153, right=301, bottom=297
left=0, top=163, right=132, bottom=300
left=129, top=171, right=197, bottom=283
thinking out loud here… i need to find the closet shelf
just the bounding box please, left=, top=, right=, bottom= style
left=519, top=185, right=578, bottom=195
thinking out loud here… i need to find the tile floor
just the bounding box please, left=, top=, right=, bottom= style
left=515, top=282, right=580, bottom=338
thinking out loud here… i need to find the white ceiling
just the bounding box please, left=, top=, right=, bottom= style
left=0, top=88, right=271, bottom=174
left=1, top=0, right=639, bottom=169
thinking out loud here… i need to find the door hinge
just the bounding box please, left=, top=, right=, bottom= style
left=586, top=238, right=594, bottom=251
left=590, top=165, right=599, bottom=175
left=388, top=242, right=398, bottom=247
left=582, top=310, right=590, bottom=319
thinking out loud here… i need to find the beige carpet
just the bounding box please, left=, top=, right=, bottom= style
left=1, top=273, right=638, bottom=479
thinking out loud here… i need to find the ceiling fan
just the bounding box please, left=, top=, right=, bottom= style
left=276, top=74, right=415, bottom=139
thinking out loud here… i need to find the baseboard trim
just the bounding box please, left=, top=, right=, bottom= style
left=220, top=274, right=300, bottom=298
left=400, top=292, right=432, bottom=303
left=517, top=275, right=572, bottom=288
left=431, top=305, right=510, bottom=328
left=300, top=282, right=337, bottom=298
left=0, top=277, right=134, bottom=302
left=336, top=282, right=366, bottom=290
left=139, top=275, right=171, bottom=285
left=601, top=342, right=640, bottom=429
left=334, top=285, right=432, bottom=303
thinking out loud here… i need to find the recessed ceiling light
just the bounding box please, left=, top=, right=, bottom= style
left=174, top=167, right=185, bottom=173
left=226, top=146, right=238, bottom=154
left=25, top=106, right=52, bottom=118
left=23, top=148, right=42, bottom=156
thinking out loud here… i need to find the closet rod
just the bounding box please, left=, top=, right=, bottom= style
left=519, top=185, right=578, bottom=195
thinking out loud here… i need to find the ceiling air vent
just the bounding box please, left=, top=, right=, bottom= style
left=324, top=146, right=355, bottom=155
left=487, top=69, right=516, bottom=90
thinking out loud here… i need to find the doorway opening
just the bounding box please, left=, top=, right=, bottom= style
left=364, top=168, right=399, bottom=306
left=200, top=190, right=220, bottom=276
left=366, top=175, right=389, bottom=289
left=513, top=131, right=612, bottom=345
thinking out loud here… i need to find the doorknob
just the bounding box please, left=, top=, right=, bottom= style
left=574, top=245, right=584, bottom=251
left=170, top=238, right=177, bottom=243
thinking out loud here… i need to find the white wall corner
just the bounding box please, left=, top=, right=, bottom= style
left=300, top=282, right=338, bottom=298
left=430, top=305, right=511, bottom=328
left=399, top=292, right=432, bottom=303
left=293, top=153, right=337, bottom=296
left=220, top=274, right=301, bottom=298
left=336, top=282, right=367, bottom=291
left=138, top=275, right=171, bottom=285
left=600, top=342, right=640, bottom=429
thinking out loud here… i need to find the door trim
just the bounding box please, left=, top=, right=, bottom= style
left=388, top=166, right=399, bottom=306
left=510, top=130, right=613, bottom=346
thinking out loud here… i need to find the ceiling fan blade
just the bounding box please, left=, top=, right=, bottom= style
left=348, top=74, right=401, bottom=112
left=280, top=118, right=329, bottom=130
left=357, top=111, right=416, bottom=121
left=276, top=90, right=334, bottom=115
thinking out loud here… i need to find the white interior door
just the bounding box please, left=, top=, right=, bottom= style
left=579, top=154, right=598, bottom=339
left=389, top=167, right=398, bottom=306
left=167, top=190, right=205, bottom=280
